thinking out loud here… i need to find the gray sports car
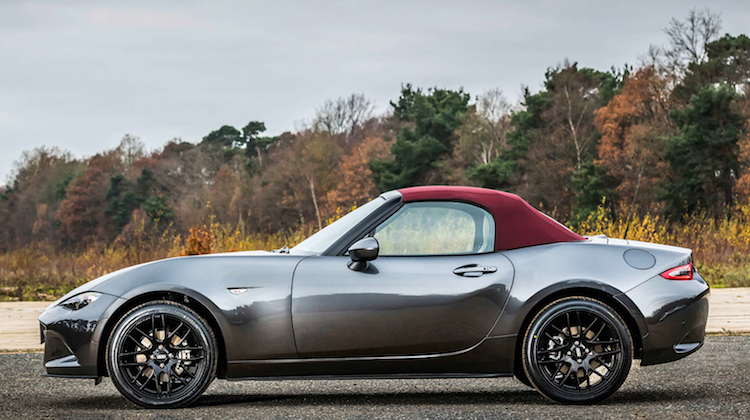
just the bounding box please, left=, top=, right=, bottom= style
left=39, top=186, right=709, bottom=407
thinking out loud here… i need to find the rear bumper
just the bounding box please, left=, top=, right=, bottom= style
left=626, top=272, right=710, bottom=366
left=38, top=293, right=122, bottom=377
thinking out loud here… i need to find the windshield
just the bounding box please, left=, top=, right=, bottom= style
left=291, top=197, right=386, bottom=254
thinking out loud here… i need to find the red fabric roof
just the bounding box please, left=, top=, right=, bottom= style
left=398, top=186, right=584, bottom=251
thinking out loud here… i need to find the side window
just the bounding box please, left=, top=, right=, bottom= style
left=373, top=201, right=495, bottom=256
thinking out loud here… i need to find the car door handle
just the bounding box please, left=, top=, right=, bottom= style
left=453, top=264, right=498, bottom=277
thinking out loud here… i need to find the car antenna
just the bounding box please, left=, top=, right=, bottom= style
left=623, top=162, right=645, bottom=241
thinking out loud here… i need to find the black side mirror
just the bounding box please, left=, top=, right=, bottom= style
left=348, top=237, right=379, bottom=271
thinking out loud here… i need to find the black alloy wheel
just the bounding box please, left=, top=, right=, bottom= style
left=522, top=296, right=633, bottom=404
left=106, top=300, right=218, bottom=408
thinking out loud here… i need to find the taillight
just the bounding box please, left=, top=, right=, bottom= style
left=660, top=262, right=693, bottom=280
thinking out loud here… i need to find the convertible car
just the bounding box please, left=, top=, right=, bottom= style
left=39, top=186, right=709, bottom=407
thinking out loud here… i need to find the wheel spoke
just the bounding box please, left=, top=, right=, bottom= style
left=173, top=373, right=187, bottom=385
left=549, top=324, right=566, bottom=335
left=576, top=311, right=583, bottom=338
left=130, top=366, right=145, bottom=384
left=133, top=326, right=150, bottom=340
left=537, top=345, right=567, bottom=355
left=175, top=330, right=192, bottom=346
left=551, top=361, right=566, bottom=379
left=558, top=367, right=573, bottom=388
left=595, top=349, right=621, bottom=357
left=590, top=368, right=606, bottom=379
left=176, top=356, right=205, bottom=362
left=121, top=362, right=149, bottom=368
left=138, top=371, right=154, bottom=390
left=592, top=339, right=620, bottom=345
left=182, top=366, right=195, bottom=379
left=160, top=314, right=167, bottom=341
left=126, top=334, right=146, bottom=349
left=584, top=317, right=597, bottom=337
left=180, top=345, right=203, bottom=351
left=166, top=322, right=184, bottom=342
left=593, top=356, right=613, bottom=370
left=591, top=323, right=607, bottom=341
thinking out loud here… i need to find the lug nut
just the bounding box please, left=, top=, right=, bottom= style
left=567, top=351, right=572, bottom=355
left=574, top=341, right=579, bottom=346
left=150, top=355, right=155, bottom=360
left=160, top=363, right=165, bottom=368
left=158, top=345, right=164, bottom=350
left=168, top=353, right=173, bottom=359
left=577, top=359, right=582, bottom=363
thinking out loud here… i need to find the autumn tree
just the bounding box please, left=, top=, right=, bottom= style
left=0, top=147, right=82, bottom=249
left=479, top=63, right=620, bottom=214
left=594, top=66, right=674, bottom=212
left=57, top=152, right=123, bottom=246
left=325, top=136, right=392, bottom=215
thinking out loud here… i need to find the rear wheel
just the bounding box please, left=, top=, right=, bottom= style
left=522, top=296, right=632, bottom=404
left=106, top=300, right=217, bottom=408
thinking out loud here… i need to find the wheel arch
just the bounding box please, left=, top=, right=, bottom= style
left=96, top=289, right=228, bottom=379
left=512, top=285, right=645, bottom=379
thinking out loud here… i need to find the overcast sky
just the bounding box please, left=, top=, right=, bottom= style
left=2, top=0, right=750, bottom=182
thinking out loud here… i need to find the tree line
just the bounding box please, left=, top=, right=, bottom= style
left=1, top=9, right=749, bottom=255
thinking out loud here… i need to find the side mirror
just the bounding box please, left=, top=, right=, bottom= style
left=348, top=237, right=379, bottom=271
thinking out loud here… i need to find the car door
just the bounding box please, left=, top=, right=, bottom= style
left=291, top=201, right=514, bottom=358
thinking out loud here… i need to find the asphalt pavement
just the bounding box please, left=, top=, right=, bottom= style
left=1, top=336, right=748, bottom=419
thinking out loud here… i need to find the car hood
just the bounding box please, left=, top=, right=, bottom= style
left=49, top=250, right=287, bottom=308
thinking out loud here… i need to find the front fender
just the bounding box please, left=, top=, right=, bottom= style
left=84, top=254, right=304, bottom=365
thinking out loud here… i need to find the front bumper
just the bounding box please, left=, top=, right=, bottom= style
left=626, top=271, right=710, bottom=366
left=39, top=293, right=123, bottom=377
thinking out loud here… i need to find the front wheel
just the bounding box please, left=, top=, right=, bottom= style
left=106, top=300, right=218, bottom=408
left=522, top=296, right=633, bottom=404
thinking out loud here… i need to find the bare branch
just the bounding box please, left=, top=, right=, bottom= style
left=314, top=93, right=374, bottom=139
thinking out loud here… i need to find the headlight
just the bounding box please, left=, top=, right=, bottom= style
left=60, top=292, right=101, bottom=310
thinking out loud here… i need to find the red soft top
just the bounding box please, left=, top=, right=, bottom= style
left=398, top=186, right=584, bottom=251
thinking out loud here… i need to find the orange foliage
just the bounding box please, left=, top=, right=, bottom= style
left=595, top=67, right=674, bottom=210
left=324, top=136, right=392, bottom=215
left=183, top=225, right=215, bottom=255
left=56, top=152, right=122, bottom=245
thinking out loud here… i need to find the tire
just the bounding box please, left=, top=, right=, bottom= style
left=514, top=371, right=533, bottom=388
left=106, top=300, right=218, bottom=408
left=522, top=296, right=633, bottom=404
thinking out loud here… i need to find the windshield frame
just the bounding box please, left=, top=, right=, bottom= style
left=290, top=193, right=400, bottom=255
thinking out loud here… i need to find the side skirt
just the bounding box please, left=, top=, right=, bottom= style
left=225, top=335, right=516, bottom=379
